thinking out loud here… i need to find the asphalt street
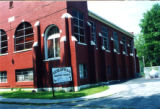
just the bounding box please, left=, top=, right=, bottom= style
left=1, top=78, right=160, bottom=109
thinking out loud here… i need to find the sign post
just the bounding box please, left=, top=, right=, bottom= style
left=52, top=67, right=72, bottom=95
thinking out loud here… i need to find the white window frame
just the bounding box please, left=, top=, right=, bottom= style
left=14, top=22, right=34, bottom=51
left=89, top=21, right=97, bottom=45
left=0, top=71, right=7, bottom=83
left=72, top=9, right=85, bottom=44
left=16, top=69, right=33, bottom=82
left=101, top=26, right=109, bottom=50
left=44, top=25, right=60, bottom=60
left=129, top=39, right=133, bottom=53
left=79, top=64, right=87, bottom=79
left=113, top=32, right=119, bottom=53
left=122, top=36, right=127, bottom=54
left=0, top=30, right=8, bottom=55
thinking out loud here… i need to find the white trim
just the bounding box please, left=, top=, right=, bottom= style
left=78, top=42, right=87, bottom=46
left=33, top=42, right=38, bottom=47
left=0, top=53, right=8, bottom=56
left=60, top=36, right=66, bottom=42
left=14, top=48, right=32, bottom=53
left=61, top=13, right=72, bottom=19
left=74, top=86, right=79, bottom=92
left=113, top=49, right=117, bottom=53
left=87, top=21, right=91, bottom=26
left=34, top=21, right=40, bottom=27
left=48, top=33, right=60, bottom=40
left=43, top=57, right=61, bottom=62
left=98, top=32, right=102, bottom=37
left=101, top=46, right=105, bottom=50
left=122, top=51, right=126, bottom=55
left=8, top=16, right=15, bottom=22
left=120, top=41, right=123, bottom=44
left=130, top=53, right=134, bottom=56
left=60, top=29, right=62, bottom=33
left=106, top=50, right=111, bottom=53
left=71, top=36, right=77, bottom=41
left=90, top=40, right=95, bottom=45
left=111, top=37, right=113, bottom=41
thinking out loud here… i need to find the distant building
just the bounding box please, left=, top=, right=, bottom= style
left=0, top=1, right=139, bottom=91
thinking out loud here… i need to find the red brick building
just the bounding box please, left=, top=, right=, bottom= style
left=0, top=1, right=139, bottom=91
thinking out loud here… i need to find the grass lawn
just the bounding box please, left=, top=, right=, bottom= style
left=0, top=86, right=109, bottom=99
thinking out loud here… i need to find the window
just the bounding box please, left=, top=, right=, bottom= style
left=16, top=69, right=33, bottom=82
left=14, top=22, right=34, bottom=51
left=122, top=36, right=127, bottom=53
left=113, top=32, right=119, bottom=52
left=44, top=25, right=60, bottom=60
left=101, top=26, right=109, bottom=50
left=107, top=66, right=111, bottom=74
left=79, top=64, right=87, bottom=79
left=89, top=21, right=97, bottom=45
left=129, top=39, right=133, bottom=53
left=0, top=29, right=8, bottom=54
left=72, top=9, right=85, bottom=43
left=0, top=71, right=7, bottom=83
left=9, top=1, right=13, bottom=9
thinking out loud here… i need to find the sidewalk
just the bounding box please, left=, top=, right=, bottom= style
left=0, top=84, right=128, bottom=104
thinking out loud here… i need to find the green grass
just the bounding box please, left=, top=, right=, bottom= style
left=0, top=86, right=109, bottom=99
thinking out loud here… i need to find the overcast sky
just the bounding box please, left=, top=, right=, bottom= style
left=88, top=1, right=160, bottom=35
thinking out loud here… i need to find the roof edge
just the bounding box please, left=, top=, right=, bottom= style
left=88, top=10, right=134, bottom=38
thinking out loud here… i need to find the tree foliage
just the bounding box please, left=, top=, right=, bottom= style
left=139, top=4, right=160, bottom=66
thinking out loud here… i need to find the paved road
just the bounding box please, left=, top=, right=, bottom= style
left=1, top=78, right=160, bottom=109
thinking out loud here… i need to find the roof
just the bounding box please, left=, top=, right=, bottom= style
left=88, top=11, right=134, bottom=38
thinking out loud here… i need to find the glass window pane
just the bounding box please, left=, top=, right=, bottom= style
left=73, top=18, right=78, bottom=26
left=55, top=38, right=60, bottom=57
left=79, top=20, right=84, bottom=27
left=16, top=44, right=24, bottom=51
left=47, top=39, right=54, bottom=58
left=74, top=26, right=78, bottom=34
left=16, top=37, right=24, bottom=44
left=15, top=22, right=34, bottom=51
left=1, top=47, right=8, bottom=54
left=1, top=41, right=7, bottom=47
left=80, top=35, right=85, bottom=43
left=25, top=41, right=33, bottom=49
left=16, top=30, right=24, bottom=37
left=80, top=28, right=84, bottom=35
left=16, top=69, right=33, bottom=82
left=1, top=35, right=7, bottom=41
left=72, top=10, right=78, bottom=17
left=25, top=34, right=34, bottom=42
left=25, top=28, right=33, bottom=35
left=79, top=12, right=84, bottom=20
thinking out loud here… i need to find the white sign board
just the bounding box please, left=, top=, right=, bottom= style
left=52, top=67, right=72, bottom=84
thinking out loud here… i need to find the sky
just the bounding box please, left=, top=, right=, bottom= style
left=88, top=1, right=160, bottom=35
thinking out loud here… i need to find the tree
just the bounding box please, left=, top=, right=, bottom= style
left=139, top=4, right=160, bottom=66
left=134, top=34, right=146, bottom=72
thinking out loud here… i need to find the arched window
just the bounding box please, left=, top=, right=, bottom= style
left=14, top=22, right=34, bottom=51
left=44, top=25, right=60, bottom=60
left=0, top=29, right=8, bottom=54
